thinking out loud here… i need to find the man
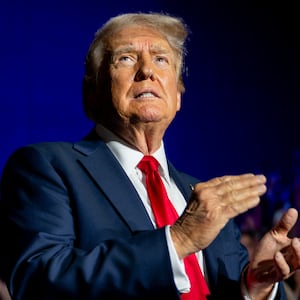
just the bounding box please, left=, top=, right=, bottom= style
left=0, top=12, right=299, bottom=300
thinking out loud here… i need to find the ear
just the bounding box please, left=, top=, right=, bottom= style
left=176, top=91, right=182, bottom=111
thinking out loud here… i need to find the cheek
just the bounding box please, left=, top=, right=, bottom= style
left=164, top=75, right=181, bottom=107
left=111, top=72, right=133, bottom=98
left=166, top=71, right=180, bottom=90
left=110, top=77, right=132, bottom=113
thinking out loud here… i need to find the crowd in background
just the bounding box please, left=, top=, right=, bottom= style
left=238, top=149, right=300, bottom=299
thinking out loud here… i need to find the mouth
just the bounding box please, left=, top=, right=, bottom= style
left=134, top=90, right=159, bottom=99
left=134, top=92, right=157, bottom=99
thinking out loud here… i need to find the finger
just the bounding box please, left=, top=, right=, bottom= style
left=227, top=183, right=266, bottom=202
left=221, top=176, right=266, bottom=216
left=222, top=194, right=262, bottom=219
left=272, top=208, right=298, bottom=236
left=195, top=173, right=258, bottom=190
left=274, top=251, right=291, bottom=280
left=193, top=175, right=266, bottom=214
left=220, top=174, right=266, bottom=193
left=286, top=238, right=300, bottom=271
left=212, top=175, right=266, bottom=200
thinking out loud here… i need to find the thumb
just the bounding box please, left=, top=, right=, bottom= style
left=272, top=208, right=298, bottom=236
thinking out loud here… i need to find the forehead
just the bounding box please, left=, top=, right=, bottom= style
left=108, top=25, right=172, bottom=52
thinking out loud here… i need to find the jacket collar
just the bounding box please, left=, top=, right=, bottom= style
left=73, top=130, right=154, bottom=232
left=72, top=129, right=194, bottom=231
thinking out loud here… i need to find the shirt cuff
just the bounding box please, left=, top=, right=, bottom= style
left=165, top=225, right=191, bottom=293
left=241, top=266, right=278, bottom=300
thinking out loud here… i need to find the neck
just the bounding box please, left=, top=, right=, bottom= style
left=117, top=125, right=164, bottom=155
left=99, top=121, right=165, bottom=155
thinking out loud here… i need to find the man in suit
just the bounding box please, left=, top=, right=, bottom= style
left=0, top=12, right=299, bottom=300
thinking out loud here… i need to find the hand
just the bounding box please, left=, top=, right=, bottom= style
left=246, top=208, right=300, bottom=299
left=0, top=279, right=11, bottom=300
left=170, top=173, right=267, bottom=259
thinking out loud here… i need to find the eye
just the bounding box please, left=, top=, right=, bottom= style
left=154, top=55, right=169, bottom=66
left=117, top=54, right=136, bottom=66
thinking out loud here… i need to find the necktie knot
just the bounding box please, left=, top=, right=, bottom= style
left=137, top=155, right=159, bottom=174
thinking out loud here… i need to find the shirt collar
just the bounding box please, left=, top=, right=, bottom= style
left=95, top=124, right=170, bottom=183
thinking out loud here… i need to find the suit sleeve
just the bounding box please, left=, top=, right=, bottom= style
left=0, top=146, right=180, bottom=300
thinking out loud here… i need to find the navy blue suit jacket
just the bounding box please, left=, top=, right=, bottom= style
left=0, top=130, right=286, bottom=299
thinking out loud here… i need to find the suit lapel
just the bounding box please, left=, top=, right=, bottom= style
left=167, top=161, right=196, bottom=201
left=73, top=136, right=154, bottom=232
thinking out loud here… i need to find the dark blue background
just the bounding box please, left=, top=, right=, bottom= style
left=1, top=0, right=299, bottom=181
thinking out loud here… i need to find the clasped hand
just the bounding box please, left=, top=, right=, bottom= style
left=170, top=173, right=300, bottom=298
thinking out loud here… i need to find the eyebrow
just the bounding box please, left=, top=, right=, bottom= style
left=112, top=44, right=171, bottom=57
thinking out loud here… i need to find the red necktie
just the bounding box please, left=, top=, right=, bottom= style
left=138, top=156, right=210, bottom=300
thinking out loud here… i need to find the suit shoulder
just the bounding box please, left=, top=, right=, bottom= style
left=13, top=141, right=74, bottom=156
left=4, top=142, right=78, bottom=170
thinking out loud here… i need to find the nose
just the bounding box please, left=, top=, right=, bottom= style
left=135, top=66, right=154, bottom=81
left=134, top=57, right=155, bottom=81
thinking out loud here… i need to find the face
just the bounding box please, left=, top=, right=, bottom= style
left=107, top=25, right=182, bottom=130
